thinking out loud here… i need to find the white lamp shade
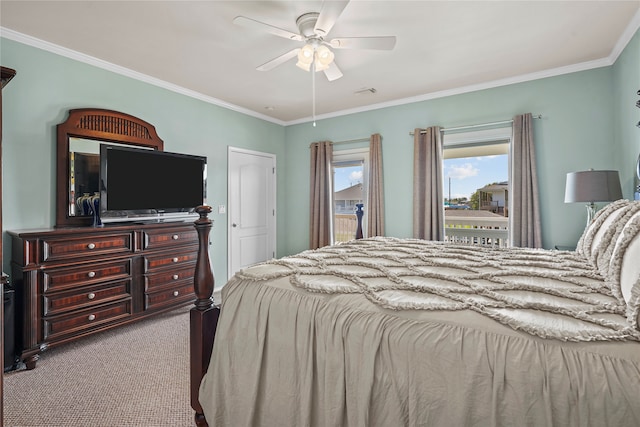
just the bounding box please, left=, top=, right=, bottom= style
left=296, top=44, right=314, bottom=70
left=315, top=45, right=334, bottom=66
left=298, top=44, right=314, bottom=61
left=564, top=170, right=623, bottom=203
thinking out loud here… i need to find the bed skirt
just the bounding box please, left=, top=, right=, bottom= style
left=199, top=276, right=640, bottom=427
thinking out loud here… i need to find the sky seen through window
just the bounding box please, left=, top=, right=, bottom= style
left=334, top=155, right=508, bottom=201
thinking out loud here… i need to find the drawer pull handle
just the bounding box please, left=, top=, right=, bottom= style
left=172, top=257, right=179, bottom=263
left=87, top=293, right=96, bottom=300
left=88, top=314, right=96, bottom=321
left=173, top=291, right=179, bottom=297
left=172, top=234, right=179, bottom=240
left=87, top=243, right=96, bottom=249
left=87, top=271, right=96, bottom=278
left=172, top=274, right=179, bottom=280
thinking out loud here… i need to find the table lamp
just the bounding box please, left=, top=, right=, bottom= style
left=564, top=169, right=622, bottom=227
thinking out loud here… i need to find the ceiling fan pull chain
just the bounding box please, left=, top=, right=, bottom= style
left=312, top=61, right=317, bottom=127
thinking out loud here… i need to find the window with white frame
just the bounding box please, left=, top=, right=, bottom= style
left=332, top=148, right=369, bottom=243
left=443, top=127, right=511, bottom=247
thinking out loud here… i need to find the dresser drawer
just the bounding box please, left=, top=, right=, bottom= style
left=43, top=299, right=132, bottom=341
left=145, top=282, right=194, bottom=311
left=144, top=264, right=195, bottom=292
left=42, top=233, right=133, bottom=263
left=142, top=228, right=197, bottom=251
left=44, top=279, right=131, bottom=316
left=144, top=249, right=198, bottom=273
left=43, top=259, right=132, bottom=293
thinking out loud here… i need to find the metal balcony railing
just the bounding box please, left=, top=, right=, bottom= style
left=334, top=212, right=508, bottom=247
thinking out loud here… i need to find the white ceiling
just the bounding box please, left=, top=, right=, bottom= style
left=1, top=1, right=639, bottom=125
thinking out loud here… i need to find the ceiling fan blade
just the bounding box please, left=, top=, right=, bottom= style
left=323, top=62, right=343, bottom=82
left=330, top=36, right=397, bottom=50
left=256, top=48, right=300, bottom=71
left=314, top=0, right=350, bottom=37
left=233, top=16, right=303, bottom=41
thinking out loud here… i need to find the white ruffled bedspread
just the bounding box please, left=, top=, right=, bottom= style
left=200, top=237, right=640, bottom=426
left=237, top=237, right=640, bottom=342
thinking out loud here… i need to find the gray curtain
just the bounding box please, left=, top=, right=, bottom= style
left=510, top=113, right=542, bottom=248
left=367, top=133, right=385, bottom=237
left=413, top=126, right=444, bottom=240
left=309, top=141, right=333, bottom=249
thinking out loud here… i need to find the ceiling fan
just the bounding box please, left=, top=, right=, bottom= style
left=233, top=0, right=396, bottom=82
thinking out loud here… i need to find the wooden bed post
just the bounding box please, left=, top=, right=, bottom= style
left=190, top=205, right=219, bottom=427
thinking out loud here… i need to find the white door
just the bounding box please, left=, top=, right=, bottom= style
left=228, top=147, right=276, bottom=280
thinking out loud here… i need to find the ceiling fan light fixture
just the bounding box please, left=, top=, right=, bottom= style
left=296, top=43, right=334, bottom=72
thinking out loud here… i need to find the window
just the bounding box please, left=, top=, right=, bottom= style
left=332, top=148, right=369, bottom=243
left=442, top=127, right=511, bottom=247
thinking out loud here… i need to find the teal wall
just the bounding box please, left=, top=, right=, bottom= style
left=284, top=66, right=620, bottom=253
left=1, top=28, right=638, bottom=276
left=0, top=37, right=286, bottom=281
left=612, top=28, right=640, bottom=197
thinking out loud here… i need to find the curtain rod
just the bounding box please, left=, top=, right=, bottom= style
left=333, top=137, right=370, bottom=145
left=309, top=137, right=370, bottom=147
left=409, top=114, right=543, bottom=136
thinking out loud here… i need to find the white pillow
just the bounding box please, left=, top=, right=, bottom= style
left=577, top=199, right=628, bottom=257
left=593, top=202, right=640, bottom=277
left=608, top=209, right=640, bottom=329
left=585, top=199, right=630, bottom=263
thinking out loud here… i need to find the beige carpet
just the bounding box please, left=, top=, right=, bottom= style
left=3, top=306, right=194, bottom=427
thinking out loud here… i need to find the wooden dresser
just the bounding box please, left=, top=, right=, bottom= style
left=9, top=221, right=198, bottom=369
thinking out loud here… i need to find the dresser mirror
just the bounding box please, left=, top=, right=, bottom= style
left=68, top=138, right=153, bottom=217
left=56, top=109, right=164, bottom=227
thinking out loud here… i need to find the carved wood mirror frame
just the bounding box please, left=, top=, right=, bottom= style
left=56, top=108, right=164, bottom=227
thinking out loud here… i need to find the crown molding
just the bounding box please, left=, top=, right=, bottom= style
left=286, top=9, right=640, bottom=127
left=285, top=57, right=613, bottom=126
left=3, top=11, right=638, bottom=129
left=0, top=27, right=286, bottom=126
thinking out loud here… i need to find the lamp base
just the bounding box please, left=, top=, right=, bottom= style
left=585, top=202, right=596, bottom=226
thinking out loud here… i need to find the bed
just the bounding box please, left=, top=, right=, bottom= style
left=188, top=199, right=640, bottom=426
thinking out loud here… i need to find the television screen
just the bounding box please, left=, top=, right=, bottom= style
left=100, top=144, right=206, bottom=222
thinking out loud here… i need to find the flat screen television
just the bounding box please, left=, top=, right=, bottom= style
left=99, top=144, right=207, bottom=223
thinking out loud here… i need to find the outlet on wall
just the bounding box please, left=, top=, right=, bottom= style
left=218, top=205, right=226, bottom=214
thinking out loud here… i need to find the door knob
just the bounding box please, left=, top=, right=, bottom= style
left=232, top=223, right=238, bottom=227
